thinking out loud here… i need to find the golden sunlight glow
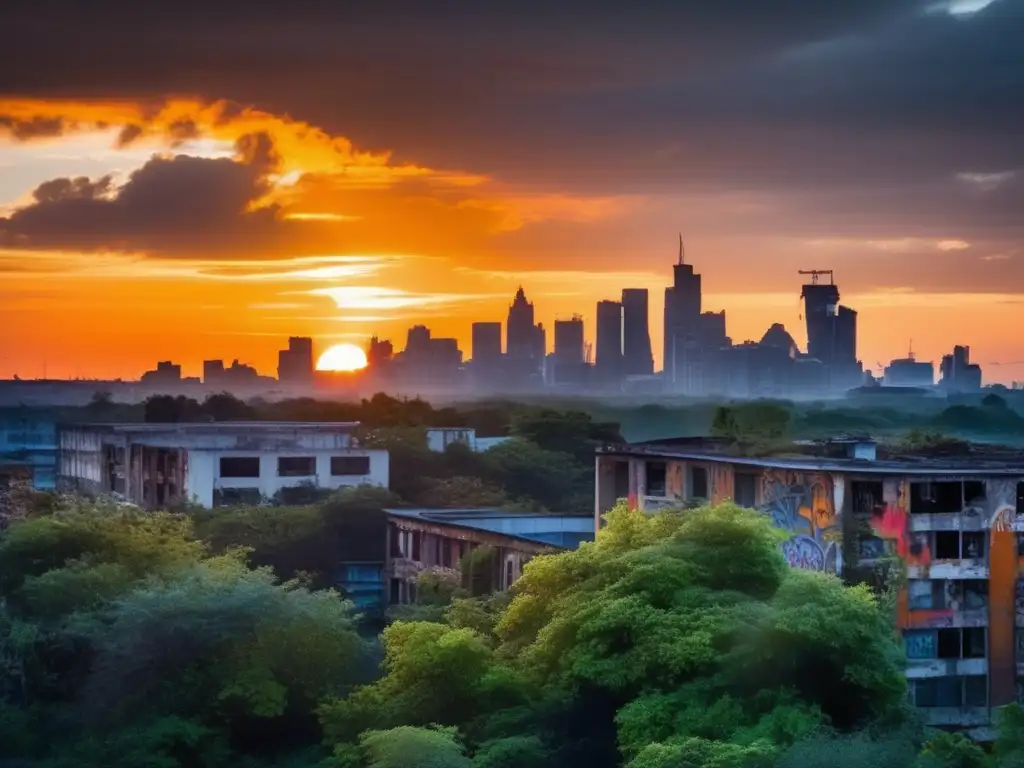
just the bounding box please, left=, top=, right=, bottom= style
left=316, top=343, right=368, bottom=372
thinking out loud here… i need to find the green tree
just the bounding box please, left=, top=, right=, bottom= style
left=996, top=702, right=1024, bottom=768
left=355, top=726, right=471, bottom=768
left=916, top=731, right=988, bottom=768
left=202, top=392, right=257, bottom=421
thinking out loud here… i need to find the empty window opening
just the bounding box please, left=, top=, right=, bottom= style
left=646, top=461, right=667, bottom=496
left=613, top=461, right=630, bottom=500
left=963, top=627, right=986, bottom=659
left=278, top=456, right=315, bottom=477
left=910, top=481, right=964, bottom=514
left=965, top=675, right=988, bottom=707
left=937, top=628, right=962, bottom=660
left=912, top=677, right=964, bottom=708
left=690, top=466, right=709, bottom=500
left=851, top=480, right=884, bottom=516
left=734, top=473, right=757, bottom=507
left=331, top=455, right=371, bottom=476
left=219, top=456, right=260, bottom=478
left=962, top=581, right=988, bottom=610
left=935, top=531, right=960, bottom=560
left=215, top=487, right=262, bottom=507
left=1018, top=482, right=1024, bottom=517
left=962, top=532, right=985, bottom=559
left=964, top=481, right=986, bottom=505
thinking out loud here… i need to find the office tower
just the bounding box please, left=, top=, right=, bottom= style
left=800, top=275, right=842, bottom=363
left=621, top=288, right=654, bottom=375
left=699, top=311, right=728, bottom=348
left=277, top=336, right=314, bottom=383
left=533, top=323, right=547, bottom=361
left=595, top=300, right=623, bottom=380
left=940, top=345, right=983, bottom=392
left=506, top=287, right=536, bottom=359
left=663, top=236, right=702, bottom=385
left=471, top=322, right=502, bottom=362
left=203, top=360, right=225, bottom=385
left=554, top=316, right=585, bottom=365
left=366, top=336, right=394, bottom=368
left=834, top=306, right=857, bottom=364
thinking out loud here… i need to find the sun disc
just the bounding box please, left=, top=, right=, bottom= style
left=316, top=343, right=368, bottom=372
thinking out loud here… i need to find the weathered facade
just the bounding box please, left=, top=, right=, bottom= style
left=595, top=437, right=1024, bottom=738
left=383, top=508, right=593, bottom=605
left=58, top=422, right=389, bottom=508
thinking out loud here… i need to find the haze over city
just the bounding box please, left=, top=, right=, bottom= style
left=1, top=0, right=1023, bottom=384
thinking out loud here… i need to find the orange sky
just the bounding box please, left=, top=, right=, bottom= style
left=1, top=98, right=1023, bottom=385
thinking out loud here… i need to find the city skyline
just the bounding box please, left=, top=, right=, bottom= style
left=2, top=2, right=1023, bottom=383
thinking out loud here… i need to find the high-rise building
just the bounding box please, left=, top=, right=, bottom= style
left=203, top=360, right=225, bottom=385
left=471, top=322, right=502, bottom=363
left=507, top=287, right=536, bottom=359
left=799, top=272, right=862, bottom=391
left=663, top=236, right=703, bottom=387
left=595, top=300, right=623, bottom=381
left=366, top=336, right=394, bottom=368
left=278, top=337, right=314, bottom=384
left=554, top=316, right=585, bottom=365
left=940, top=345, right=983, bottom=392
left=621, top=289, right=653, bottom=375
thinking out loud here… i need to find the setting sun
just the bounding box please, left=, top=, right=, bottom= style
left=316, top=343, right=368, bottom=372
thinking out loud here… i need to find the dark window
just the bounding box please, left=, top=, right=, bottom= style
left=913, top=677, right=963, bottom=708
left=215, top=487, right=262, bottom=507
left=851, top=481, right=884, bottom=516
left=1018, top=482, right=1024, bottom=516
left=935, top=531, right=959, bottom=560
left=389, top=525, right=402, bottom=558
left=389, top=578, right=401, bottom=604
left=220, top=456, right=260, bottom=478
left=646, top=461, right=667, bottom=496
left=962, top=532, right=985, bottom=559
left=964, top=628, right=986, bottom=659
left=690, top=466, right=708, bottom=500
left=278, top=456, right=315, bottom=477
left=613, top=461, right=630, bottom=499
left=937, top=628, right=961, bottom=659
left=734, top=473, right=757, bottom=507
left=442, top=539, right=453, bottom=568
left=331, top=455, right=371, bottom=476
left=910, top=481, right=963, bottom=514
left=965, top=676, right=988, bottom=707
left=411, top=531, right=421, bottom=561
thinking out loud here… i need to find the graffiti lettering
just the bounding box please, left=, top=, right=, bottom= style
left=780, top=535, right=825, bottom=571
left=904, top=630, right=936, bottom=660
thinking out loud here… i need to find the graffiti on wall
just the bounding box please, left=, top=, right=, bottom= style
left=869, top=479, right=933, bottom=565
left=759, top=469, right=841, bottom=573
left=904, top=629, right=936, bottom=660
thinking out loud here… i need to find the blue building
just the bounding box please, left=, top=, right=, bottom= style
left=0, top=411, right=58, bottom=490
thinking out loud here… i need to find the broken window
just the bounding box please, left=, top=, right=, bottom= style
left=910, top=481, right=965, bottom=514
left=646, top=461, right=667, bottom=496
left=964, top=481, right=986, bottom=505
left=963, top=627, right=986, bottom=659
left=613, top=461, right=630, bottom=500
left=278, top=456, right=316, bottom=477
left=912, top=677, right=965, bottom=707
left=1018, top=482, right=1024, bottom=517
left=962, top=532, right=985, bottom=559
left=851, top=481, right=884, bottom=516
left=690, top=466, right=709, bottom=500
left=965, top=676, right=988, bottom=707
left=214, top=487, right=262, bottom=506
left=934, top=531, right=959, bottom=560
left=908, top=580, right=936, bottom=610
left=734, top=473, right=757, bottom=507
left=219, top=456, right=260, bottom=478
left=331, top=455, right=371, bottom=476
left=936, top=628, right=961, bottom=660
left=962, top=581, right=988, bottom=610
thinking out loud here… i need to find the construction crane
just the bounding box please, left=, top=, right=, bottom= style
left=798, top=269, right=834, bottom=285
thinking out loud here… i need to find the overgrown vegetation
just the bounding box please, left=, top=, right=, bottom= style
left=3, top=496, right=1023, bottom=766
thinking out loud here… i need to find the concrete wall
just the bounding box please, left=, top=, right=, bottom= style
left=0, top=415, right=58, bottom=489
left=193, top=449, right=389, bottom=508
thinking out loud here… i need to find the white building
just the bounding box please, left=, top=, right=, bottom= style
left=58, top=422, right=389, bottom=509
left=425, top=427, right=510, bottom=453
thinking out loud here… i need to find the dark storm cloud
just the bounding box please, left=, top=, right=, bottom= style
left=0, top=115, right=69, bottom=140
left=2, top=0, right=1023, bottom=257
left=0, top=132, right=300, bottom=258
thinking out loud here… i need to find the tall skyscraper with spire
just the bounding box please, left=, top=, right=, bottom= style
left=663, top=234, right=702, bottom=386
left=506, top=286, right=545, bottom=373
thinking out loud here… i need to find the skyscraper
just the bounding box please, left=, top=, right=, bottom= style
left=799, top=271, right=862, bottom=391
left=595, top=300, right=623, bottom=381
left=506, top=287, right=536, bottom=359
left=663, top=235, right=702, bottom=385
left=554, top=316, right=585, bottom=365
left=621, top=288, right=653, bottom=375
left=277, top=337, right=314, bottom=383
left=471, top=322, right=502, bottom=362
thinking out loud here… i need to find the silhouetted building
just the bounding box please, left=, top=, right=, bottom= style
left=366, top=336, right=394, bottom=368
left=203, top=360, right=226, bottom=385
left=595, top=300, right=623, bottom=383
left=884, top=346, right=934, bottom=388
left=621, top=289, right=653, bottom=375
left=699, top=311, right=729, bottom=348
left=223, top=360, right=262, bottom=386
left=554, top=316, right=585, bottom=365
left=799, top=272, right=862, bottom=392
left=940, top=345, right=983, bottom=393
left=141, top=361, right=182, bottom=385
left=471, top=322, right=502, bottom=363
left=664, top=237, right=702, bottom=387
left=278, top=336, right=314, bottom=384
left=507, top=287, right=536, bottom=360
left=396, top=325, right=462, bottom=385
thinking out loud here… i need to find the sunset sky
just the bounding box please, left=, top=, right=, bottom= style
left=2, top=0, right=1023, bottom=383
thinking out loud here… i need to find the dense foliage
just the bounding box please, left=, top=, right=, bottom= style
left=9, top=493, right=1021, bottom=767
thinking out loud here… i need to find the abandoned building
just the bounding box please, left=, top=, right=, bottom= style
left=57, top=422, right=389, bottom=508
left=333, top=507, right=594, bottom=611
left=595, top=435, right=1024, bottom=739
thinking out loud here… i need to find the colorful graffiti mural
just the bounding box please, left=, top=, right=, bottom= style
left=869, top=479, right=933, bottom=566
left=759, top=469, right=841, bottom=574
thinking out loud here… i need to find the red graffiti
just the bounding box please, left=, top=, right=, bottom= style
left=870, top=503, right=931, bottom=565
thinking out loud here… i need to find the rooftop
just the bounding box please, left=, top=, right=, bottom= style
left=383, top=507, right=594, bottom=549
left=63, top=421, right=362, bottom=433
left=599, top=435, right=1024, bottom=475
